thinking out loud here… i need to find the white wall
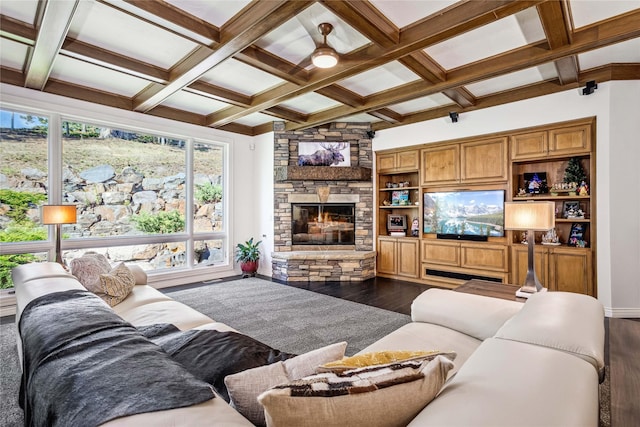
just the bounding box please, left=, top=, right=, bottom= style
left=373, top=81, right=640, bottom=317
left=252, top=132, right=275, bottom=276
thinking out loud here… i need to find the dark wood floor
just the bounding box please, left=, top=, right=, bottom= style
left=268, top=275, right=639, bottom=427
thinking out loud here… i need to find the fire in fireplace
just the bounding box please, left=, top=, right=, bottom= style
left=292, top=203, right=355, bottom=245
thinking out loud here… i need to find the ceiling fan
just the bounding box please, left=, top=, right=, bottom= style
left=311, top=23, right=339, bottom=68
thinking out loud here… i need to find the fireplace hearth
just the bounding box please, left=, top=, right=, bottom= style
left=292, top=203, right=355, bottom=246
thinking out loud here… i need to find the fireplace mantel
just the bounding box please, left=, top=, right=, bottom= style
left=275, top=166, right=372, bottom=182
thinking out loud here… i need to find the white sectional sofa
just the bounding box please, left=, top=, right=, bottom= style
left=12, top=262, right=605, bottom=426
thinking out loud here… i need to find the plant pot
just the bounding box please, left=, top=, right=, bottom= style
left=240, top=260, right=259, bottom=277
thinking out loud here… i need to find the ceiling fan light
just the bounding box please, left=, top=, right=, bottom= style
left=312, top=47, right=339, bottom=68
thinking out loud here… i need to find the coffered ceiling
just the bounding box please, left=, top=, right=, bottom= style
left=1, top=0, right=639, bottom=136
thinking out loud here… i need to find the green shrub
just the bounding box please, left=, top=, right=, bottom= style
left=131, top=210, right=185, bottom=234
left=195, top=183, right=222, bottom=204
left=0, top=253, right=37, bottom=289
left=0, top=189, right=47, bottom=223
left=0, top=221, right=47, bottom=242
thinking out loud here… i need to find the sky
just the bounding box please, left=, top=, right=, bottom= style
left=0, top=110, right=45, bottom=129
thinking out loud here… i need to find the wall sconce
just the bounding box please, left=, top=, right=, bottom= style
left=41, top=204, right=77, bottom=265
left=449, top=112, right=459, bottom=123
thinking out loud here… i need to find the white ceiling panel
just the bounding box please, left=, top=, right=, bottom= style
left=569, top=0, right=640, bottom=28
left=388, top=93, right=455, bottom=115
left=578, top=38, right=640, bottom=70
left=465, top=63, right=558, bottom=97
left=337, top=61, right=420, bottom=96
left=233, top=112, right=274, bottom=127
left=369, top=0, right=458, bottom=28
left=163, top=90, right=229, bottom=115
left=279, top=92, right=341, bottom=114
left=165, top=0, right=251, bottom=27
left=0, top=38, right=29, bottom=71
left=69, top=0, right=197, bottom=70
left=255, top=2, right=370, bottom=66
left=0, top=0, right=38, bottom=25
left=50, top=56, right=150, bottom=97
left=200, top=59, right=285, bottom=96
left=339, top=113, right=382, bottom=123
left=425, top=7, right=545, bottom=70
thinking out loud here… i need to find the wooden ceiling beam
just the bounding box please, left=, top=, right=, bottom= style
left=133, top=0, right=314, bottom=113
left=555, top=56, right=580, bottom=85
left=146, top=105, right=207, bottom=126
left=24, top=0, right=79, bottom=90
left=316, top=85, right=364, bottom=108
left=216, top=122, right=254, bottom=136
left=264, top=106, right=308, bottom=123
left=537, top=1, right=577, bottom=85
left=44, top=77, right=133, bottom=110
left=368, top=108, right=403, bottom=124
left=286, top=10, right=640, bottom=131
left=187, top=81, right=251, bottom=107
left=207, top=0, right=543, bottom=127
left=234, top=45, right=309, bottom=85
left=0, top=14, right=36, bottom=44
left=442, top=87, right=476, bottom=108
left=0, top=66, right=26, bottom=86
left=320, top=0, right=399, bottom=48
left=123, top=0, right=220, bottom=43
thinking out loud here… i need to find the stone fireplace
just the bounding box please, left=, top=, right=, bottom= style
left=272, top=122, right=375, bottom=282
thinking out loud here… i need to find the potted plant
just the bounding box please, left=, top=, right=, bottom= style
left=235, top=237, right=261, bottom=277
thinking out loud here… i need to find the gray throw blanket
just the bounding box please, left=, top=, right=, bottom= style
left=19, top=290, right=215, bottom=427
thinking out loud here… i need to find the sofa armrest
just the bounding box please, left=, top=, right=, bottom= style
left=411, top=289, right=523, bottom=341
left=127, top=265, right=147, bottom=285
left=495, top=291, right=605, bottom=380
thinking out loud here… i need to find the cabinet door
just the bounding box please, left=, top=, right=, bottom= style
left=396, top=150, right=419, bottom=171
left=377, top=153, right=397, bottom=173
left=422, top=240, right=460, bottom=266
left=461, top=243, right=509, bottom=272
left=421, top=145, right=460, bottom=186
left=398, top=239, right=420, bottom=278
left=377, top=238, right=397, bottom=275
left=549, top=248, right=593, bottom=295
left=549, top=124, right=591, bottom=156
left=510, top=131, right=548, bottom=160
left=460, top=138, right=508, bottom=183
left=511, top=246, right=548, bottom=287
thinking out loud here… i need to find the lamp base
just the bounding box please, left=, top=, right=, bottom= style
left=516, top=287, right=548, bottom=299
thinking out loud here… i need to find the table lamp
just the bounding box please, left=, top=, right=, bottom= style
left=41, top=204, right=77, bottom=265
left=504, top=201, right=555, bottom=298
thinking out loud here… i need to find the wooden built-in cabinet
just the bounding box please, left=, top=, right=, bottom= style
left=375, top=117, right=596, bottom=296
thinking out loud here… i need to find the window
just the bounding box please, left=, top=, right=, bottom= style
left=0, top=107, right=231, bottom=289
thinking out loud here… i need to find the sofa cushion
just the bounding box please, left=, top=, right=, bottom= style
left=495, top=291, right=605, bottom=377
left=224, top=342, right=347, bottom=426
left=98, top=263, right=137, bottom=306
left=357, top=322, right=481, bottom=377
left=69, top=252, right=112, bottom=294
left=117, top=300, right=214, bottom=330
left=111, top=284, right=173, bottom=316
left=409, top=338, right=599, bottom=427
left=319, top=350, right=456, bottom=374
left=411, top=289, right=523, bottom=341
left=258, top=355, right=454, bottom=427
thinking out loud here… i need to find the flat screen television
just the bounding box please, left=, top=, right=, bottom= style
left=423, top=190, right=505, bottom=238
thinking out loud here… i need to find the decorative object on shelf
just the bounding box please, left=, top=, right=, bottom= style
left=516, top=188, right=528, bottom=197
left=542, top=228, right=561, bottom=245
left=563, top=201, right=585, bottom=219
left=504, top=201, right=555, bottom=298
left=564, top=157, right=586, bottom=189
left=235, top=237, right=262, bottom=278
left=387, top=214, right=407, bottom=234
left=568, top=223, right=588, bottom=247
left=298, top=142, right=350, bottom=167
left=382, top=199, right=390, bottom=206
left=391, top=190, right=409, bottom=206
left=524, top=172, right=548, bottom=194
left=411, top=217, right=420, bottom=237
left=41, top=204, right=77, bottom=265
left=386, top=182, right=393, bottom=188
left=578, top=181, right=589, bottom=196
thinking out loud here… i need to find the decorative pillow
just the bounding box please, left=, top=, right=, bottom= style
left=69, top=252, right=111, bottom=294
left=318, top=350, right=457, bottom=373
left=225, top=342, right=347, bottom=426
left=98, top=263, right=136, bottom=306
left=258, top=355, right=455, bottom=427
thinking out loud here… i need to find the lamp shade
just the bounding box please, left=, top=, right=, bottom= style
left=41, top=204, right=77, bottom=224
left=504, top=201, right=555, bottom=231
left=312, top=47, right=339, bottom=68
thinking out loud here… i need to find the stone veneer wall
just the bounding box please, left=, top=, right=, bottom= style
left=272, top=122, right=375, bottom=282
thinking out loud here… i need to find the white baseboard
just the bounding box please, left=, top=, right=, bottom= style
left=604, top=306, right=640, bottom=318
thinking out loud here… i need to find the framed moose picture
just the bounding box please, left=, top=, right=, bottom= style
left=297, top=142, right=351, bottom=167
